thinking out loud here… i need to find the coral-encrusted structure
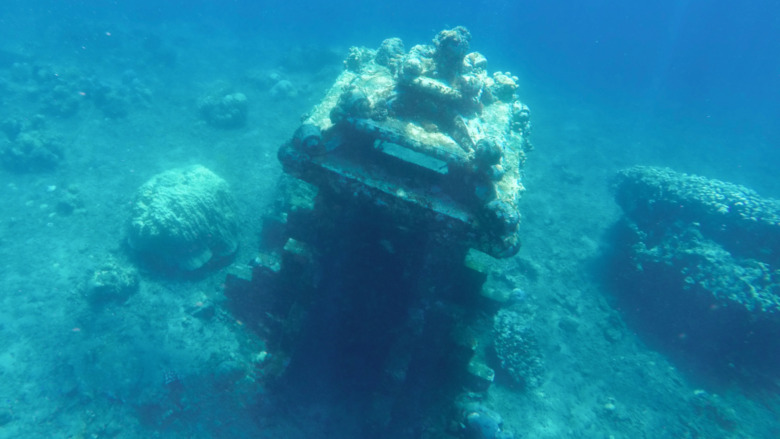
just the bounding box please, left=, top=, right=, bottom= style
left=226, top=27, right=534, bottom=437
left=610, top=166, right=780, bottom=378
left=280, top=26, right=532, bottom=258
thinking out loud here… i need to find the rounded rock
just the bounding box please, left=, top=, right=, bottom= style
left=127, top=165, right=240, bottom=272
left=86, top=256, right=139, bottom=304
left=198, top=92, right=248, bottom=129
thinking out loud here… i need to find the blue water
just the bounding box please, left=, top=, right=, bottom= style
left=0, top=1, right=778, bottom=438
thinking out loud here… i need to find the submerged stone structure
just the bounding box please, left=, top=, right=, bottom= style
left=226, top=27, right=532, bottom=438
left=610, top=166, right=780, bottom=378
left=280, top=25, right=531, bottom=258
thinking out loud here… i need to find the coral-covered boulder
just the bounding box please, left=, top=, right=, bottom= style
left=198, top=92, right=248, bottom=128
left=492, top=309, right=544, bottom=388
left=0, top=131, right=64, bottom=172
left=127, top=165, right=240, bottom=272
left=610, top=166, right=780, bottom=378
left=85, top=256, right=139, bottom=304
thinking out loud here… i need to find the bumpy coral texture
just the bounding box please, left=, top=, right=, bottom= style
left=493, top=309, right=544, bottom=388
left=128, top=165, right=239, bottom=271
